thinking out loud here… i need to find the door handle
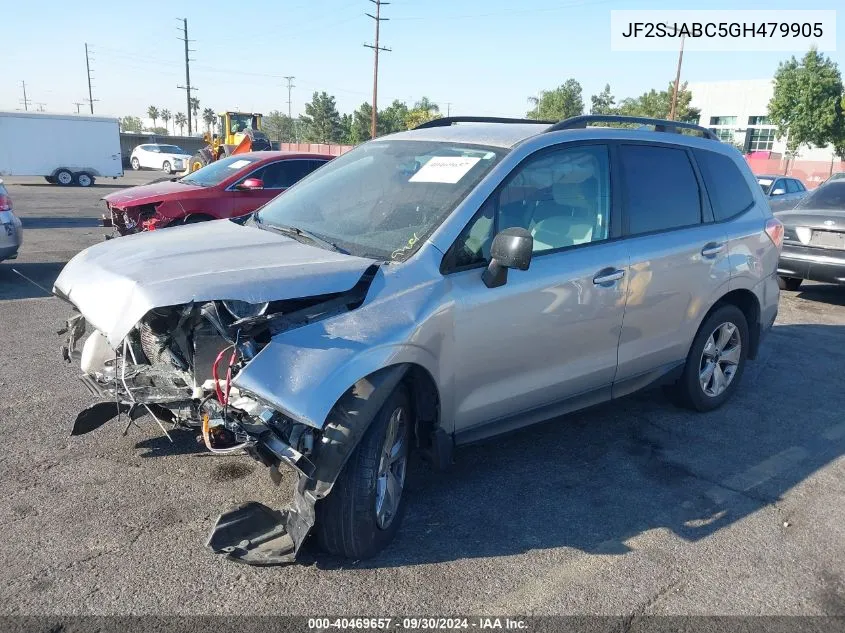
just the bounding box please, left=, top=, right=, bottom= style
left=593, top=268, right=625, bottom=285
left=701, top=242, right=725, bottom=258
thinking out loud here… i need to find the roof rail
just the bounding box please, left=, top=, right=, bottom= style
left=414, top=116, right=556, bottom=130
left=545, top=115, right=719, bottom=141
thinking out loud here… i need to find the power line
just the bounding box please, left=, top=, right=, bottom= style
left=84, top=43, right=99, bottom=114
left=176, top=18, right=197, bottom=135
left=19, top=81, right=30, bottom=111
left=284, top=76, right=296, bottom=119
left=364, top=0, right=391, bottom=139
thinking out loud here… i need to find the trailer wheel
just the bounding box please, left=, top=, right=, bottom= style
left=55, top=169, right=74, bottom=186
left=75, top=172, right=94, bottom=188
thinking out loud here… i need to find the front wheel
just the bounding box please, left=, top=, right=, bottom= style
left=778, top=276, right=802, bottom=291
left=162, top=161, right=172, bottom=173
left=316, top=384, right=412, bottom=559
left=55, top=169, right=74, bottom=186
left=668, top=304, right=749, bottom=412
left=131, top=157, right=141, bottom=171
left=189, top=153, right=208, bottom=173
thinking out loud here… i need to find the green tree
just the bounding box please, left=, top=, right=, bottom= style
left=527, top=79, right=584, bottom=120
left=146, top=105, right=159, bottom=129
left=617, top=82, right=699, bottom=122
left=174, top=112, right=187, bottom=135
left=263, top=110, right=296, bottom=142
left=202, top=108, right=216, bottom=134
left=149, top=126, right=169, bottom=136
left=769, top=49, right=845, bottom=154
left=119, top=115, right=143, bottom=133
left=590, top=84, right=616, bottom=115
left=405, top=97, right=440, bottom=130
left=380, top=100, right=409, bottom=134
left=340, top=113, right=354, bottom=145
left=299, top=91, right=343, bottom=143
left=160, top=109, right=172, bottom=134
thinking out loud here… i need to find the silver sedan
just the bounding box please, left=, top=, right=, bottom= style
left=0, top=180, right=23, bottom=263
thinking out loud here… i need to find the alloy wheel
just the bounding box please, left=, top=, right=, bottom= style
left=375, top=406, right=408, bottom=530
left=699, top=321, right=742, bottom=397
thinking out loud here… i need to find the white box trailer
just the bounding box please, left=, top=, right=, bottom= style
left=0, top=111, right=123, bottom=187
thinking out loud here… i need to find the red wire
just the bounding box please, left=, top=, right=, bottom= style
left=212, top=347, right=229, bottom=404
left=224, top=346, right=238, bottom=404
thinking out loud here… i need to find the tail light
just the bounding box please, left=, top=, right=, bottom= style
left=765, top=217, right=784, bottom=249
left=0, top=194, right=11, bottom=212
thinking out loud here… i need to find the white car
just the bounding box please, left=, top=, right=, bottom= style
left=129, top=144, right=193, bottom=174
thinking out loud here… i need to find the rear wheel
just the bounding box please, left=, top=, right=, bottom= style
left=316, top=384, right=412, bottom=559
left=55, top=169, right=74, bottom=186
left=75, top=172, right=94, bottom=187
left=668, top=304, right=749, bottom=412
left=162, top=161, right=172, bottom=173
left=778, top=276, right=802, bottom=291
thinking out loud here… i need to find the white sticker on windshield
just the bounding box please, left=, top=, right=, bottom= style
left=228, top=159, right=252, bottom=169
left=410, top=156, right=481, bottom=184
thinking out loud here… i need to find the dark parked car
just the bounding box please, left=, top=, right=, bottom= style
left=756, top=174, right=808, bottom=212
left=776, top=180, right=845, bottom=290
left=820, top=171, right=845, bottom=187
left=103, top=151, right=333, bottom=235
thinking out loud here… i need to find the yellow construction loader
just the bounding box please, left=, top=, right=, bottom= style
left=188, top=112, right=272, bottom=172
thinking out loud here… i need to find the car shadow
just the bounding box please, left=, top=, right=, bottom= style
left=311, top=323, right=845, bottom=570
left=21, top=217, right=102, bottom=229
left=795, top=283, right=845, bottom=307
left=134, top=427, right=205, bottom=458
left=0, top=262, right=64, bottom=300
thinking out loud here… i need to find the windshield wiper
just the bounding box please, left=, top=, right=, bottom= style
left=256, top=221, right=349, bottom=255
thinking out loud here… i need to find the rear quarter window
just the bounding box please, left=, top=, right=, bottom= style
left=693, top=149, right=755, bottom=221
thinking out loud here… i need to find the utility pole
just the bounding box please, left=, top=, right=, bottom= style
left=669, top=34, right=686, bottom=121
left=73, top=102, right=85, bottom=113
left=19, top=81, right=30, bottom=111
left=177, top=19, right=196, bottom=135
left=284, top=76, right=295, bottom=120
left=84, top=43, right=98, bottom=114
left=34, top=102, right=47, bottom=112
left=446, top=102, right=452, bottom=117
left=364, top=0, right=391, bottom=139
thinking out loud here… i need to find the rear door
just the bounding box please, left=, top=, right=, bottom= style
left=614, top=142, right=730, bottom=396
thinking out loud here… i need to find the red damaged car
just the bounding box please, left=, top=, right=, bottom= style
left=102, top=151, right=333, bottom=235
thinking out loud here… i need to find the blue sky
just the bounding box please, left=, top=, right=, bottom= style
left=3, top=0, right=843, bottom=125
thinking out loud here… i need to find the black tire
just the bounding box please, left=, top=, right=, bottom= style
left=668, top=304, right=749, bottom=412
left=189, top=153, right=208, bottom=173
left=316, top=384, right=412, bottom=559
left=75, top=172, right=94, bottom=187
left=131, top=157, right=141, bottom=171
left=778, top=276, right=802, bottom=291
left=55, top=169, right=74, bottom=186
left=162, top=161, right=172, bottom=173
left=44, top=176, right=56, bottom=184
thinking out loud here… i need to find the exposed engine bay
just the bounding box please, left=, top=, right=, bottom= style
left=59, top=264, right=380, bottom=565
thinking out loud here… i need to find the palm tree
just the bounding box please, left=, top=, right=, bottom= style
left=147, top=105, right=159, bottom=130
left=189, top=97, right=200, bottom=121
left=160, top=109, right=172, bottom=135
left=174, top=112, right=187, bottom=135
left=202, top=107, right=216, bottom=134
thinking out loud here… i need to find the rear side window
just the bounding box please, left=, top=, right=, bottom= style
left=693, top=149, right=755, bottom=221
left=786, top=179, right=802, bottom=193
left=620, top=145, right=701, bottom=235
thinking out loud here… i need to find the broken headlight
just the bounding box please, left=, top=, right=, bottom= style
left=222, top=300, right=269, bottom=320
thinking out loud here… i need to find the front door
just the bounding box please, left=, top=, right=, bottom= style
left=445, top=144, right=629, bottom=436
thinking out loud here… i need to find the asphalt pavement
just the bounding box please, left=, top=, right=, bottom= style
left=0, top=172, right=844, bottom=616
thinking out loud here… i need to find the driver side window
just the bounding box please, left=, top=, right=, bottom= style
left=446, top=144, right=611, bottom=271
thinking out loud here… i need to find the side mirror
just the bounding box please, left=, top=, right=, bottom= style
left=237, top=178, right=264, bottom=191
left=771, top=188, right=786, bottom=196
left=482, top=227, right=533, bottom=289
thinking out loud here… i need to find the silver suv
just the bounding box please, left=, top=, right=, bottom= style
left=54, top=115, right=783, bottom=565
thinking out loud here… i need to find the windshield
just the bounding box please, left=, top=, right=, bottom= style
left=255, top=140, right=505, bottom=260
left=795, top=181, right=845, bottom=211
left=156, top=145, right=186, bottom=154
left=228, top=113, right=254, bottom=133
left=757, top=177, right=774, bottom=195
left=180, top=155, right=259, bottom=187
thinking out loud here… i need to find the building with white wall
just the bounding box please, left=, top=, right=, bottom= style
left=687, top=79, right=838, bottom=161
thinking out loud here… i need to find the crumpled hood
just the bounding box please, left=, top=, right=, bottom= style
left=103, top=180, right=202, bottom=207
left=54, top=219, right=377, bottom=346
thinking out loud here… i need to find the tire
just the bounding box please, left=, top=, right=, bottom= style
left=44, top=176, right=56, bottom=184
left=162, top=161, right=172, bottom=174
left=75, top=172, right=94, bottom=187
left=189, top=153, right=208, bottom=173
left=669, top=304, right=749, bottom=412
left=55, top=169, right=74, bottom=186
left=131, top=157, right=141, bottom=171
left=316, top=384, right=412, bottom=559
left=778, top=276, right=802, bottom=291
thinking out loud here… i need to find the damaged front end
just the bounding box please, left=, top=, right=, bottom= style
left=58, top=263, right=381, bottom=565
